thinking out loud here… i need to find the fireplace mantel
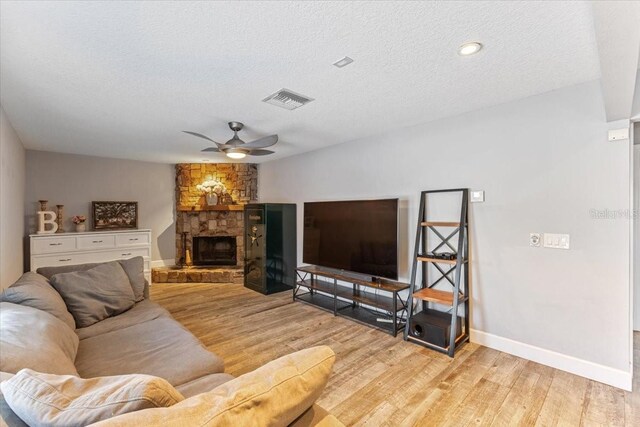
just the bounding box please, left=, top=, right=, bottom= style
left=177, top=205, right=245, bottom=212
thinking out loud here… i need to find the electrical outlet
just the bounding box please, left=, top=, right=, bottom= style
left=530, top=233, right=541, bottom=247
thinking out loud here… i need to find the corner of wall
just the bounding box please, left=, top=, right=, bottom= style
left=0, top=106, right=26, bottom=289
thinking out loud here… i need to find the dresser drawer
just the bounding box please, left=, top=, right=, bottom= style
left=32, top=236, right=77, bottom=254
left=31, top=253, right=95, bottom=270
left=89, top=247, right=151, bottom=263
left=115, top=232, right=150, bottom=247
left=113, top=247, right=151, bottom=260
left=76, top=235, right=116, bottom=250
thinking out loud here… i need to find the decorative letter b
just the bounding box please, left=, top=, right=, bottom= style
left=37, top=211, right=58, bottom=234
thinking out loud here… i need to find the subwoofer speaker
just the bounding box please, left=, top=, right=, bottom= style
left=409, top=308, right=462, bottom=348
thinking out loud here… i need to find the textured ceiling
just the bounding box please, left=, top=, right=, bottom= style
left=0, top=1, right=600, bottom=164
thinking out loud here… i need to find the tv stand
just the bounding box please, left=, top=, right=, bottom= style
left=294, top=265, right=409, bottom=336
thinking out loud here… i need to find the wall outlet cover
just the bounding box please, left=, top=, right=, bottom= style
left=530, top=233, right=541, bottom=247
left=471, top=190, right=485, bottom=203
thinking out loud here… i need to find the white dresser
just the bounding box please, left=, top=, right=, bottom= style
left=30, top=229, right=152, bottom=283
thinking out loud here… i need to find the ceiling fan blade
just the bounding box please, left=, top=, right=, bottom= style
left=247, top=149, right=275, bottom=156
left=201, top=147, right=221, bottom=152
left=243, top=134, right=278, bottom=149
left=183, top=131, right=222, bottom=146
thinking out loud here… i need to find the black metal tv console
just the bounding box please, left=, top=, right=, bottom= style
left=294, top=265, right=409, bottom=336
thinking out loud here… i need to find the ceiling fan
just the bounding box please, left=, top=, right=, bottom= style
left=183, top=122, right=278, bottom=160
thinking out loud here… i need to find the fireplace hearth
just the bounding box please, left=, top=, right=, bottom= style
left=193, top=236, right=237, bottom=266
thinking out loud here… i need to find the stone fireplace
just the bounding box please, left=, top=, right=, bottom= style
left=152, top=163, right=258, bottom=284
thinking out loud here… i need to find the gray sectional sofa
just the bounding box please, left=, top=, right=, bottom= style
left=0, top=259, right=341, bottom=426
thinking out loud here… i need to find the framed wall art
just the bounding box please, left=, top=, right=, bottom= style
left=92, top=201, right=138, bottom=230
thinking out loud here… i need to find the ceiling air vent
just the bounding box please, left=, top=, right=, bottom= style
left=262, top=88, right=314, bottom=110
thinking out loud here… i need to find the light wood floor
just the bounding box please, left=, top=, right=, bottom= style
left=150, top=282, right=639, bottom=426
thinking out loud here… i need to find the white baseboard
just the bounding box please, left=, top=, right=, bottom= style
left=150, top=259, right=175, bottom=268
left=470, top=329, right=632, bottom=391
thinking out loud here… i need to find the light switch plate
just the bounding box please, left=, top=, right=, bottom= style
left=543, top=233, right=570, bottom=249
left=470, top=190, right=485, bottom=203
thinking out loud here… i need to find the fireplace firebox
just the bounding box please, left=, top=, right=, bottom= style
left=193, top=236, right=237, bottom=266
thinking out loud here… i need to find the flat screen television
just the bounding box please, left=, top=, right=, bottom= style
left=303, top=199, right=398, bottom=280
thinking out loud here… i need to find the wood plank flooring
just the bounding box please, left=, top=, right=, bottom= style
left=150, top=282, right=639, bottom=426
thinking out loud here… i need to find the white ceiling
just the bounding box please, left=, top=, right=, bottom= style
left=1, top=1, right=602, bottom=164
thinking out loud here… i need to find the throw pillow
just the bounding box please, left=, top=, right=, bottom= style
left=37, top=256, right=147, bottom=302
left=0, top=272, right=76, bottom=330
left=90, top=345, right=336, bottom=427
left=50, top=261, right=136, bottom=328
left=1, top=369, right=184, bottom=427
left=0, top=303, right=79, bottom=376
left=118, top=257, right=146, bottom=302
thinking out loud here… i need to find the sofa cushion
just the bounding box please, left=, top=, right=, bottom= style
left=37, top=256, right=147, bottom=301
left=50, top=261, right=136, bottom=328
left=76, top=299, right=171, bottom=340
left=1, top=371, right=29, bottom=427
left=0, top=303, right=79, bottom=376
left=89, top=346, right=336, bottom=427
left=1, top=369, right=184, bottom=427
left=0, top=272, right=75, bottom=330
left=175, top=373, right=235, bottom=399
left=75, top=316, right=224, bottom=385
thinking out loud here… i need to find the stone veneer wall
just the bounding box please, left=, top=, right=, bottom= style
left=175, top=163, right=258, bottom=266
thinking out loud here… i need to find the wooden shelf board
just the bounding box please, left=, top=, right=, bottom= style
left=297, top=265, right=409, bottom=292
left=421, top=221, right=461, bottom=227
left=177, top=205, right=244, bottom=212
left=412, top=288, right=464, bottom=306
left=416, top=257, right=458, bottom=265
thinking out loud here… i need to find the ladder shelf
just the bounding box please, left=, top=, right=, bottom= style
left=404, top=188, right=470, bottom=357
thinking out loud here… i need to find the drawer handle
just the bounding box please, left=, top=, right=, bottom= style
left=122, top=253, right=132, bottom=257
left=128, top=238, right=139, bottom=241
left=59, top=258, right=72, bottom=262
left=92, top=240, right=103, bottom=244
left=49, top=243, right=62, bottom=246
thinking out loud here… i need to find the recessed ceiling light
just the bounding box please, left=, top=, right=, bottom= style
left=333, top=56, right=354, bottom=68
left=458, top=42, right=483, bottom=56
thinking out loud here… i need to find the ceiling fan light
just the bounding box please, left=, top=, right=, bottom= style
left=226, top=148, right=247, bottom=160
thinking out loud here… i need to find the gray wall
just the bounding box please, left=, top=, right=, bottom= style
left=0, top=107, right=26, bottom=289
left=259, top=80, right=632, bottom=384
left=25, top=151, right=175, bottom=263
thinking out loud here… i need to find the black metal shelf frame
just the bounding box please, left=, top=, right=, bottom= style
left=294, top=268, right=409, bottom=337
